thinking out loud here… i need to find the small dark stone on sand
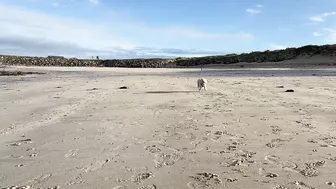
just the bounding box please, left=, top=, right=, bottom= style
left=119, top=86, right=128, bottom=89
left=20, top=139, right=32, bottom=142
left=87, top=88, right=99, bottom=91
left=265, top=173, right=278, bottom=178
left=285, top=89, right=294, bottom=92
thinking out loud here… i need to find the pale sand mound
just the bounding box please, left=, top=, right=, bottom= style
left=0, top=67, right=336, bottom=189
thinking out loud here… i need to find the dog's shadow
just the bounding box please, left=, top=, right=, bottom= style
left=145, top=90, right=198, bottom=94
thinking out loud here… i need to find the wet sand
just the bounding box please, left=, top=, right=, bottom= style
left=1, top=66, right=336, bottom=189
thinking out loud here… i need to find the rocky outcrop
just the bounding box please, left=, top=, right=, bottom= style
left=1, top=44, right=336, bottom=68
left=0, top=55, right=175, bottom=68
left=101, top=58, right=175, bottom=68
left=0, top=55, right=101, bottom=67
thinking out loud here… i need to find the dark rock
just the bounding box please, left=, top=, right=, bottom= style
left=87, top=88, right=99, bottom=91
left=265, top=173, right=278, bottom=178
left=285, top=89, right=294, bottom=92
left=119, top=86, right=128, bottom=89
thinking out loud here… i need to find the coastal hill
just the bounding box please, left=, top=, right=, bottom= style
left=1, top=44, right=336, bottom=68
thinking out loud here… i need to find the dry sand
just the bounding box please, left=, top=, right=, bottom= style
left=1, top=66, right=336, bottom=189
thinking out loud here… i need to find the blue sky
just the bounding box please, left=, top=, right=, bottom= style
left=0, top=0, right=335, bottom=59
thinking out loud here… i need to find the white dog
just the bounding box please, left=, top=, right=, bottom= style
left=197, top=78, right=207, bottom=91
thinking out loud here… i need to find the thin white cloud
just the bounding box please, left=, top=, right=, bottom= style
left=51, top=2, right=59, bottom=7
left=312, top=31, right=323, bottom=36
left=309, top=12, right=336, bottom=22
left=0, top=3, right=252, bottom=58
left=323, top=28, right=336, bottom=43
left=246, top=9, right=261, bottom=14
left=246, top=5, right=263, bottom=14
left=309, top=29, right=336, bottom=43
left=88, top=0, right=99, bottom=4
left=310, top=16, right=324, bottom=22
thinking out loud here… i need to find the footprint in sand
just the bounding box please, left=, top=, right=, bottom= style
left=280, top=161, right=300, bottom=173
left=265, top=155, right=280, bottom=164
left=145, top=145, right=161, bottom=154
left=113, top=146, right=129, bottom=151
left=137, top=185, right=157, bottom=189
left=265, top=155, right=301, bottom=173
left=2, top=185, right=32, bottom=189
left=188, top=173, right=222, bottom=189
left=293, top=181, right=316, bottom=189
left=260, top=117, right=269, bottom=121
left=302, top=123, right=315, bottom=129
left=23, top=174, right=53, bottom=188
left=64, top=149, right=79, bottom=158
left=9, top=142, right=23, bottom=147
left=113, top=185, right=127, bottom=189
left=131, top=172, right=153, bottom=183
left=0, top=126, right=16, bottom=135
left=45, top=186, right=60, bottom=189
left=300, top=166, right=319, bottom=177
left=273, top=185, right=289, bottom=189
left=154, top=152, right=182, bottom=168
left=223, top=159, right=246, bottom=167
left=296, top=120, right=315, bottom=129
left=225, top=178, right=238, bottom=182
left=83, top=159, right=110, bottom=172
left=67, top=175, right=85, bottom=186
left=305, top=160, right=326, bottom=168
left=236, top=150, right=256, bottom=159
left=26, top=147, right=35, bottom=152
left=270, top=125, right=282, bottom=134
left=307, top=139, right=318, bottom=144
left=266, top=138, right=290, bottom=148
left=327, top=157, right=336, bottom=161
left=300, top=160, right=326, bottom=177
left=226, top=145, right=237, bottom=151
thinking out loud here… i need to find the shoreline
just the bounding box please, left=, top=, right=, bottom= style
left=4, top=64, right=336, bottom=71
left=2, top=65, right=336, bottom=78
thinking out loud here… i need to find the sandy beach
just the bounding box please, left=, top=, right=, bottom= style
left=1, top=66, right=336, bottom=189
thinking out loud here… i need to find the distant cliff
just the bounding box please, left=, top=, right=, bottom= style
left=1, top=44, right=336, bottom=68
